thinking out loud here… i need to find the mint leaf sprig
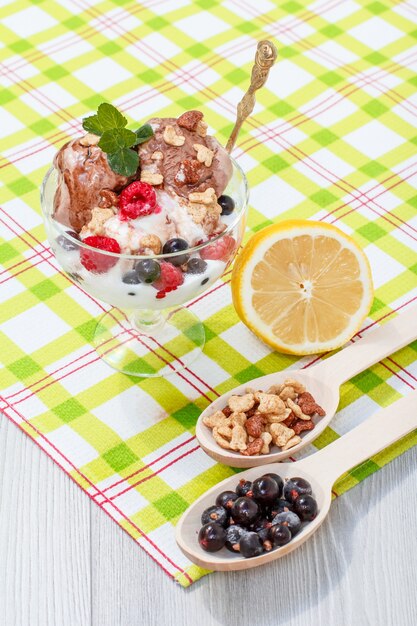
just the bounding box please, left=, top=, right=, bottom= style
left=82, top=103, right=154, bottom=177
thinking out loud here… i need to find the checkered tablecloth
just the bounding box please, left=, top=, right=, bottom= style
left=1, top=0, right=417, bottom=587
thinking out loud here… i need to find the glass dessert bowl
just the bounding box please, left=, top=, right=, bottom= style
left=41, top=159, right=248, bottom=377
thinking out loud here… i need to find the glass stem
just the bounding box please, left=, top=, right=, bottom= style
left=130, top=309, right=166, bottom=335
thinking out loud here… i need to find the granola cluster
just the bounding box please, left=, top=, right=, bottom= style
left=203, top=379, right=326, bottom=456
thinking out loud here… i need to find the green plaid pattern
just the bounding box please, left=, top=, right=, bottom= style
left=1, top=0, right=417, bottom=586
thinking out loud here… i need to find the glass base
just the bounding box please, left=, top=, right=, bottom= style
left=92, top=306, right=205, bottom=377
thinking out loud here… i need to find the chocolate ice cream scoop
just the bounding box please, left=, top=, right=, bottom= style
left=53, top=135, right=135, bottom=232
left=138, top=113, right=232, bottom=200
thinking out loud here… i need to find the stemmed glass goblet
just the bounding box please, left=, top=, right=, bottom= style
left=41, top=159, right=249, bottom=378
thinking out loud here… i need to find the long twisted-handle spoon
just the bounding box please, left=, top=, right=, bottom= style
left=226, top=40, right=278, bottom=153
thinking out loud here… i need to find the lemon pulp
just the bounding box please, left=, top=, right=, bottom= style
left=232, top=221, right=373, bottom=354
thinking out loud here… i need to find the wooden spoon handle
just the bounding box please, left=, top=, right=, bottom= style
left=312, top=303, right=417, bottom=387
left=298, top=390, right=417, bottom=487
left=226, top=40, right=277, bottom=153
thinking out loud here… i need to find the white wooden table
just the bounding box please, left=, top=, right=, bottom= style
left=1, top=411, right=416, bottom=626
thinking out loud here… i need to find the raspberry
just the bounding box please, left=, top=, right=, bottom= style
left=119, top=181, right=157, bottom=220
left=153, top=262, right=184, bottom=299
left=80, top=236, right=120, bottom=273
left=200, top=235, right=236, bottom=262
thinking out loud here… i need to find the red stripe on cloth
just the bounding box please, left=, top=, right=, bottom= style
left=109, top=445, right=200, bottom=501
left=387, top=357, right=417, bottom=383
left=99, top=435, right=196, bottom=495
left=380, top=362, right=416, bottom=389
left=0, top=249, right=52, bottom=276
left=0, top=253, right=53, bottom=285
left=328, top=166, right=417, bottom=225
left=4, top=329, right=132, bottom=402
left=323, top=159, right=417, bottom=219
left=1, top=66, right=80, bottom=131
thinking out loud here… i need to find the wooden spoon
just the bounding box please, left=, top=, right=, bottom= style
left=196, top=304, right=417, bottom=468
left=177, top=389, right=417, bottom=571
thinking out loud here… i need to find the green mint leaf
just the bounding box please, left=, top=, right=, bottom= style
left=107, top=148, right=139, bottom=177
left=135, top=124, right=154, bottom=145
left=82, top=114, right=104, bottom=135
left=97, top=103, right=127, bottom=131
left=98, top=128, right=137, bottom=153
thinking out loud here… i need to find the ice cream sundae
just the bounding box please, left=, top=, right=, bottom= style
left=44, top=103, right=245, bottom=309
left=41, top=39, right=277, bottom=376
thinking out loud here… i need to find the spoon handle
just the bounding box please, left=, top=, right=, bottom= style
left=311, top=303, right=417, bottom=387
left=225, top=40, right=277, bottom=153
left=298, top=390, right=417, bottom=488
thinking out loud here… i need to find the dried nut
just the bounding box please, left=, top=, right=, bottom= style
left=228, top=394, right=255, bottom=413
left=151, top=151, right=164, bottom=161
left=79, top=133, right=100, bottom=146
left=186, top=203, right=206, bottom=224
left=217, top=425, right=233, bottom=440
left=230, top=424, right=248, bottom=452
left=203, top=410, right=229, bottom=429
left=245, top=414, right=265, bottom=438
left=293, top=420, right=315, bottom=435
left=279, top=386, right=297, bottom=401
left=284, top=378, right=306, bottom=394
left=81, top=207, right=114, bottom=236
left=282, top=435, right=302, bottom=451
left=140, top=171, right=163, bottom=185
left=282, top=411, right=298, bottom=428
left=201, top=204, right=222, bottom=233
left=298, top=392, right=326, bottom=416
left=286, top=398, right=310, bottom=421
left=213, top=426, right=232, bottom=449
left=265, top=409, right=292, bottom=423
left=98, top=189, right=119, bottom=208
left=260, top=431, right=272, bottom=454
left=193, top=143, right=214, bottom=167
left=241, top=437, right=263, bottom=456
left=230, top=411, right=247, bottom=427
left=188, top=187, right=218, bottom=206
left=163, top=125, right=185, bottom=146
left=187, top=187, right=221, bottom=228
left=177, top=110, right=203, bottom=131
left=269, top=423, right=295, bottom=448
left=139, top=234, right=162, bottom=255
left=245, top=405, right=259, bottom=418
left=267, top=384, right=284, bottom=395
left=255, top=392, right=286, bottom=415
left=222, top=406, right=232, bottom=417
left=175, top=159, right=202, bottom=186
left=196, top=119, right=208, bottom=137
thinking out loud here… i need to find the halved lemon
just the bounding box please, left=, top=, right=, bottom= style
left=232, top=220, right=373, bottom=355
